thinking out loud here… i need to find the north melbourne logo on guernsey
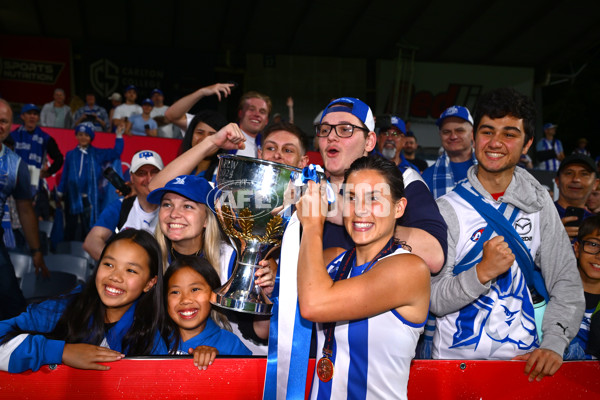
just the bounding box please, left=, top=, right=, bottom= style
left=470, top=228, right=485, bottom=242
left=174, top=177, right=186, bottom=185
left=446, top=106, right=459, bottom=115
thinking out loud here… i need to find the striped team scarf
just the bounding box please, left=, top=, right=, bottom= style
left=430, top=151, right=477, bottom=198
left=1, top=203, right=15, bottom=249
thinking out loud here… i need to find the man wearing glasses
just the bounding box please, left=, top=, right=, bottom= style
left=83, top=150, right=164, bottom=261
left=374, top=115, right=420, bottom=173
left=316, top=97, right=447, bottom=273
left=422, top=105, right=477, bottom=199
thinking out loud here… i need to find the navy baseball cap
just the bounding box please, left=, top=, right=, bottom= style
left=543, top=122, right=558, bottom=130
left=436, top=105, right=473, bottom=127
left=125, top=85, right=137, bottom=93
left=389, top=116, right=406, bottom=134
left=147, top=175, right=215, bottom=206
left=74, top=123, right=95, bottom=141
left=151, top=89, right=164, bottom=96
left=142, top=98, right=154, bottom=106
left=321, top=97, right=375, bottom=132
left=558, top=153, right=598, bottom=175
left=405, top=130, right=415, bottom=138
left=20, top=104, right=40, bottom=114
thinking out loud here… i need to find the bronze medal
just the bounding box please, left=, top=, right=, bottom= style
left=317, top=357, right=334, bottom=382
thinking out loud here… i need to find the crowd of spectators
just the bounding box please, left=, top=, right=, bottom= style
left=0, top=82, right=598, bottom=397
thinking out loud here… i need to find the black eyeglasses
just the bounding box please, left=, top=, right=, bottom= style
left=315, top=123, right=369, bottom=138
left=582, top=240, right=600, bottom=255
left=380, top=130, right=404, bottom=138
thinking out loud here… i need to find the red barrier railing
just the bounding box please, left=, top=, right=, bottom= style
left=0, top=358, right=598, bottom=399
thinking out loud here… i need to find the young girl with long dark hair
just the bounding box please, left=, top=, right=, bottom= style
left=0, top=229, right=164, bottom=372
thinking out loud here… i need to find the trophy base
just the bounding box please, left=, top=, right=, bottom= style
left=211, top=293, right=272, bottom=315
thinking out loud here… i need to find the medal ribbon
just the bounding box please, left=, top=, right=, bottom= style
left=320, top=237, right=398, bottom=364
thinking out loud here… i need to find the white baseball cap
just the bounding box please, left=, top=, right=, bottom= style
left=130, top=150, right=164, bottom=173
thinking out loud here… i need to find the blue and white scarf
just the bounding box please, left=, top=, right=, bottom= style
left=11, top=126, right=49, bottom=194
left=430, top=151, right=477, bottom=198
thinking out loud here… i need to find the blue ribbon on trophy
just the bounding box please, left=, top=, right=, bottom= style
left=263, top=165, right=334, bottom=400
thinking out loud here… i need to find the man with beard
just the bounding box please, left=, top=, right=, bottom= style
left=374, top=116, right=419, bottom=172
left=403, top=131, right=429, bottom=173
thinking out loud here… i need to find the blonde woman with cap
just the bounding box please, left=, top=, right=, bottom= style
left=148, top=174, right=275, bottom=354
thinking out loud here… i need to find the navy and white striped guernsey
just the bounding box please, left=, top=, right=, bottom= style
left=309, top=248, right=425, bottom=400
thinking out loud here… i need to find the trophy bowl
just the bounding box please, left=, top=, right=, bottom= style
left=210, top=155, right=301, bottom=315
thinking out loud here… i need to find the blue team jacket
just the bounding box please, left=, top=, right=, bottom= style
left=0, top=287, right=164, bottom=373
left=169, top=318, right=251, bottom=356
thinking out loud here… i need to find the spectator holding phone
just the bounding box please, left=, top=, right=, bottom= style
left=73, top=92, right=109, bottom=132
left=57, top=123, right=124, bottom=241
left=554, top=153, right=600, bottom=241
left=127, top=98, right=158, bottom=136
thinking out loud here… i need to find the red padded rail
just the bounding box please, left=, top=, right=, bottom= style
left=1, top=358, right=598, bottom=399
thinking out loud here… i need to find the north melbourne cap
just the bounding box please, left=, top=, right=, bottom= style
left=389, top=116, right=406, bottom=134
left=147, top=175, right=214, bottom=207
left=321, top=97, right=375, bottom=132
left=436, top=105, right=474, bottom=127
left=130, top=150, right=164, bottom=173
left=74, top=123, right=95, bottom=141
left=20, top=103, right=40, bottom=114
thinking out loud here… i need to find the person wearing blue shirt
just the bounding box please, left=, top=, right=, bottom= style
left=0, top=229, right=165, bottom=373
left=316, top=97, right=447, bottom=273
left=564, top=215, right=600, bottom=360
left=162, top=257, right=251, bottom=369
left=536, top=123, right=564, bottom=171
left=73, top=93, right=110, bottom=132
left=422, top=105, right=477, bottom=199
left=83, top=150, right=164, bottom=261
left=10, top=103, right=64, bottom=220
left=57, top=123, right=124, bottom=241
left=553, top=153, right=599, bottom=243
left=127, top=98, right=158, bottom=136
left=372, top=115, right=420, bottom=173
left=0, top=99, right=49, bottom=320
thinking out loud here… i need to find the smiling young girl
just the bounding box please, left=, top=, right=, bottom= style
left=296, top=156, right=430, bottom=399
left=148, top=175, right=274, bottom=354
left=162, top=256, right=250, bottom=369
left=0, top=229, right=164, bottom=372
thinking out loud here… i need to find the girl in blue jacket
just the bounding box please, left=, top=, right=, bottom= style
left=0, top=229, right=164, bottom=372
left=162, top=256, right=250, bottom=369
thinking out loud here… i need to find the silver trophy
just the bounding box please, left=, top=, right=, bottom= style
left=210, top=155, right=301, bottom=315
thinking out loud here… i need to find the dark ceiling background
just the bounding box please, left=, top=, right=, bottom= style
left=2, top=0, right=600, bottom=151
left=3, top=1, right=599, bottom=73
